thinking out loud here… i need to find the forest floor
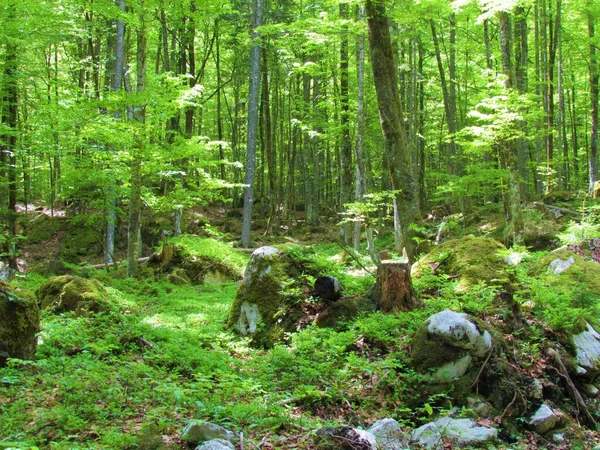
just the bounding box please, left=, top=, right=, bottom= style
left=2, top=200, right=600, bottom=449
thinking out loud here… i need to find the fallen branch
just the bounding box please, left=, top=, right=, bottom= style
left=533, top=202, right=580, bottom=217
left=84, top=256, right=150, bottom=270
left=546, top=348, right=597, bottom=428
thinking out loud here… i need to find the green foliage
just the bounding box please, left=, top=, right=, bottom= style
left=557, top=220, right=600, bottom=245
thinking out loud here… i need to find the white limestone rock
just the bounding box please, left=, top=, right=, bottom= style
left=368, top=418, right=408, bottom=450
left=195, top=439, right=235, bottom=450
left=528, top=404, right=561, bottom=434
left=548, top=256, right=575, bottom=274
left=243, top=246, right=279, bottom=283
left=573, top=323, right=600, bottom=376
left=427, top=310, right=492, bottom=358
left=434, top=354, right=472, bottom=383
left=410, top=417, right=497, bottom=449
left=181, top=421, right=236, bottom=445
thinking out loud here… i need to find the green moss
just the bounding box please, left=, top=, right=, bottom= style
left=410, top=325, right=467, bottom=373
left=227, top=251, right=305, bottom=347
left=37, top=275, right=110, bottom=314
left=61, top=224, right=102, bottom=261
left=412, top=236, right=509, bottom=293
left=168, top=235, right=247, bottom=278
left=26, top=215, right=66, bottom=243
left=0, top=282, right=40, bottom=364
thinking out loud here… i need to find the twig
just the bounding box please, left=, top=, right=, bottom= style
left=533, top=202, right=580, bottom=217
left=471, top=343, right=495, bottom=394
left=240, top=431, right=244, bottom=450
left=137, top=337, right=155, bottom=350
left=500, top=391, right=518, bottom=421
left=546, top=348, right=597, bottom=428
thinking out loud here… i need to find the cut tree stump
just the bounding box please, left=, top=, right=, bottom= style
left=372, top=261, right=420, bottom=312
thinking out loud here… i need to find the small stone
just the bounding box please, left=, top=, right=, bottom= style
left=181, top=421, right=235, bottom=445
left=553, top=433, right=566, bottom=444
left=528, top=404, right=561, bottom=434
left=584, top=384, right=599, bottom=395
left=548, top=256, right=575, bottom=274
left=195, top=439, right=235, bottom=450
left=466, top=397, right=494, bottom=418
left=410, top=417, right=497, bottom=449
left=368, top=418, right=407, bottom=450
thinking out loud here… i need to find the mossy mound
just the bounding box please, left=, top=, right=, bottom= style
left=154, top=236, right=247, bottom=284
left=61, top=222, right=103, bottom=261
left=411, top=236, right=509, bottom=293
left=315, top=297, right=376, bottom=329
left=26, top=214, right=67, bottom=243
left=530, top=248, right=600, bottom=301
left=0, top=282, right=40, bottom=365
left=227, top=247, right=307, bottom=347
left=37, top=275, right=110, bottom=314
left=30, top=259, right=69, bottom=276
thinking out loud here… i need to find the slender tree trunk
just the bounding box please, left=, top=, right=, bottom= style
left=106, top=0, right=126, bottom=266
left=241, top=0, right=264, bottom=247
left=127, top=3, right=147, bottom=277
left=498, top=11, right=524, bottom=245
left=339, top=3, right=353, bottom=243
left=2, top=39, right=18, bottom=270
left=366, top=0, right=419, bottom=261
left=354, top=6, right=380, bottom=265
left=589, top=8, right=599, bottom=194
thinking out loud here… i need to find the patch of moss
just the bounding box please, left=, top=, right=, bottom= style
left=61, top=224, right=102, bottom=261
left=37, top=275, right=110, bottom=314
left=412, top=236, right=509, bottom=293
left=26, top=215, right=67, bottom=243
left=0, top=282, right=40, bottom=364
left=410, top=325, right=467, bottom=373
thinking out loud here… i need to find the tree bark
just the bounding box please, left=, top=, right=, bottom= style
left=340, top=3, right=353, bottom=243
left=366, top=0, right=419, bottom=261
left=589, top=7, right=599, bottom=195
left=241, top=0, right=263, bottom=247
left=372, top=262, right=419, bottom=312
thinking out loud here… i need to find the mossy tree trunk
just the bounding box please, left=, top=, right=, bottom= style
left=372, top=261, right=420, bottom=312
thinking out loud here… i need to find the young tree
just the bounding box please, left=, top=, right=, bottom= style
left=366, top=0, right=419, bottom=261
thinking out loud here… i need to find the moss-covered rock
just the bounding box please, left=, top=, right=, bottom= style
left=37, top=275, right=110, bottom=314
left=0, top=282, right=40, bottom=366
left=411, top=310, right=493, bottom=384
left=315, top=297, right=376, bottom=329
left=227, top=246, right=305, bottom=347
left=26, top=214, right=67, bottom=243
left=61, top=222, right=102, bottom=261
left=168, top=267, right=191, bottom=286
left=411, top=236, right=509, bottom=293
left=530, top=248, right=600, bottom=297
left=30, top=259, right=69, bottom=276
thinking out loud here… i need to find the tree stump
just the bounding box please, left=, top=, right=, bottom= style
left=372, top=261, right=420, bottom=312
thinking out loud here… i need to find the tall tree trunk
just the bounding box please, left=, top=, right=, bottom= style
left=498, top=11, right=524, bottom=245
left=354, top=6, right=380, bottom=265
left=589, top=8, right=599, bottom=194
left=514, top=6, right=530, bottom=199
left=127, top=3, right=147, bottom=277
left=430, top=18, right=458, bottom=175
left=241, top=0, right=264, bottom=247
left=366, top=0, right=419, bottom=261
left=339, top=3, right=353, bottom=243
left=2, top=38, right=18, bottom=270
left=106, top=0, right=126, bottom=266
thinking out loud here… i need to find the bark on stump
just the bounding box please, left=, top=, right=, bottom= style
left=372, top=261, right=420, bottom=312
